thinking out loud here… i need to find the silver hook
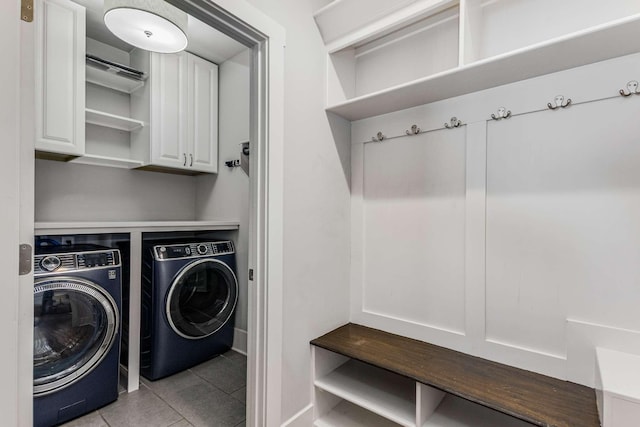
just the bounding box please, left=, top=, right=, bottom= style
left=547, top=95, right=572, bottom=110
left=371, top=131, right=385, bottom=142
left=620, top=80, right=639, bottom=97
left=405, top=124, right=421, bottom=135
left=444, top=117, right=462, bottom=129
left=491, top=107, right=512, bottom=121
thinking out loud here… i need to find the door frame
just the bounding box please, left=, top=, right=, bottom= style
left=7, top=0, right=285, bottom=425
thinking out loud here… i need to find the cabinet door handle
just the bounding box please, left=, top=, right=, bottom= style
left=183, top=153, right=187, bottom=166
left=189, top=154, right=193, bottom=167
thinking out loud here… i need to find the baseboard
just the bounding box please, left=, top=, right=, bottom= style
left=281, top=403, right=313, bottom=427
left=232, top=327, right=247, bottom=355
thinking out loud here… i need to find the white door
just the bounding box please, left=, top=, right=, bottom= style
left=151, top=51, right=188, bottom=169
left=188, top=53, right=219, bottom=173
left=1, top=0, right=36, bottom=425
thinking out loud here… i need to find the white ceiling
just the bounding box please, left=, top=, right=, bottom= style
left=74, top=0, right=248, bottom=64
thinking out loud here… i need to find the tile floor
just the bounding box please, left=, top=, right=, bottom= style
left=61, top=351, right=247, bottom=427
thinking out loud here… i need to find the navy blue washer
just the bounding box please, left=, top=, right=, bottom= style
left=33, top=245, right=122, bottom=427
left=140, top=240, right=238, bottom=380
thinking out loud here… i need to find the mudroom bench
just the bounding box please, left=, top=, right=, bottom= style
left=310, top=323, right=599, bottom=427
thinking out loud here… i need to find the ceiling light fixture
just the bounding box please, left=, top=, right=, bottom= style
left=104, top=0, right=188, bottom=54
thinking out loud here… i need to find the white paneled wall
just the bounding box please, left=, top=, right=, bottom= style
left=363, top=130, right=466, bottom=334
left=351, top=51, right=640, bottom=387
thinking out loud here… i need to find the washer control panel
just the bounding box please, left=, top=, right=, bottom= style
left=34, top=249, right=120, bottom=275
left=154, top=241, right=235, bottom=260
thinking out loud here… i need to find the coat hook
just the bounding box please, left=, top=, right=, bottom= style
left=444, top=117, right=462, bottom=129
left=491, top=107, right=512, bottom=120
left=547, top=95, right=572, bottom=110
left=405, top=124, right=421, bottom=135
left=371, top=131, right=385, bottom=142
left=619, top=80, right=639, bottom=97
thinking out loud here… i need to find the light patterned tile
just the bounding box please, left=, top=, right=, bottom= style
left=99, top=386, right=182, bottom=427
left=60, top=411, right=108, bottom=427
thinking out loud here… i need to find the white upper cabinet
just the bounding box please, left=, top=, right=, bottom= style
left=151, top=52, right=189, bottom=170
left=188, top=54, right=219, bottom=173
left=315, top=0, right=640, bottom=120
left=133, top=51, right=218, bottom=174
left=35, top=0, right=85, bottom=157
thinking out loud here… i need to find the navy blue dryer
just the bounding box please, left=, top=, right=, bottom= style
left=33, top=245, right=121, bottom=427
left=141, top=240, right=238, bottom=380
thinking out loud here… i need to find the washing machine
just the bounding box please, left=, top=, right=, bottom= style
left=140, top=239, right=238, bottom=380
left=33, top=244, right=122, bottom=427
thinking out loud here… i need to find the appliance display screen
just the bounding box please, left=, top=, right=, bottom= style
left=83, top=253, right=109, bottom=267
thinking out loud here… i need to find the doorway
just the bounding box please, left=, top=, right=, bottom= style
left=8, top=0, right=285, bottom=425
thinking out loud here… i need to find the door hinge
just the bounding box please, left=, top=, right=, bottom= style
left=19, top=244, right=33, bottom=275
left=21, top=0, right=34, bottom=22
left=249, top=269, right=254, bottom=281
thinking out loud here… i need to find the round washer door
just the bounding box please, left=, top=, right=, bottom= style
left=33, top=277, right=119, bottom=396
left=166, top=258, right=238, bottom=340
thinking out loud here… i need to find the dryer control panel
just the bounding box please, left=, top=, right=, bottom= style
left=154, top=241, right=235, bottom=260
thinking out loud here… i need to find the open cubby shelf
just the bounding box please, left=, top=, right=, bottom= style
left=311, top=323, right=600, bottom=427
left=316, top=0, right=640, bottom=120
left=85, top=108, right=144, bottom=132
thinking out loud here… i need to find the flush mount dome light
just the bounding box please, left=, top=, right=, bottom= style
left=104, top=0, right=188, bottom=53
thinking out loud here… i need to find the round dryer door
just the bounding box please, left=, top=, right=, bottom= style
left=33, top=277, right=119, bottom=396
left=166, top=258, right=238, bottom=340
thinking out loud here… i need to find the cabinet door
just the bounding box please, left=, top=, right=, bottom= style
left=150, top=52, right=188, bottom=169
left=35, top=0, right=85, bottom=157
left=188, top=54, right=219, bottom=173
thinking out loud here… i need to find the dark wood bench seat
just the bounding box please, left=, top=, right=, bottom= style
left=311, top=323, right=600, bottom=427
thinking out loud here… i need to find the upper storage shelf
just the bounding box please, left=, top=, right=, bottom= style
left=85, top=55, right=146, bottom=94
left=316, top=0, right=640, bottom=121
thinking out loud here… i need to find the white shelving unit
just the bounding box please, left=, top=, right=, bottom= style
left=313, top=347, right=534, bottom=427
left=315, top=360, right=416, bottom=427
left=85, top=65, right=145, bottom=94
left=85, top=108, right=144, bottom=132
left=315, top=0, right=640, bottom=120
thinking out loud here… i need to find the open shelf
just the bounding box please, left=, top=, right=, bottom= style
left=319, top=0, right=640, bottom=121
left=86, top=65, right=145, bottom=94
left=423, top=395, right=531, bottom=427
left=85, top=108, right=144, bottom=132
left=69, top=153, right=144, bottom=169
left=315, top=400, right=403, bottom=427
left=327, top=13, right=640, bottom=121
left=315, top=359, right=416, bottom=427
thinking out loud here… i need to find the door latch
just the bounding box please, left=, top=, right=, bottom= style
left=21, top=0, right=34, bottom=22
left=19, top=244, right=32, bottom=275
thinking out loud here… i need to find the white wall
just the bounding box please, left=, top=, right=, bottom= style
left=351, top=51, right=640, bottom=388
left=35, top=159, right=197, bottom=221
left=239, top=0, right=353, bottom=424
left=196, top=49, right=251, bottom=351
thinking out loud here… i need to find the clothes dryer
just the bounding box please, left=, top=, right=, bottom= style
left=33, top=245, right=121, bottom=427
left=140, top=240, right=238, bottom=380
